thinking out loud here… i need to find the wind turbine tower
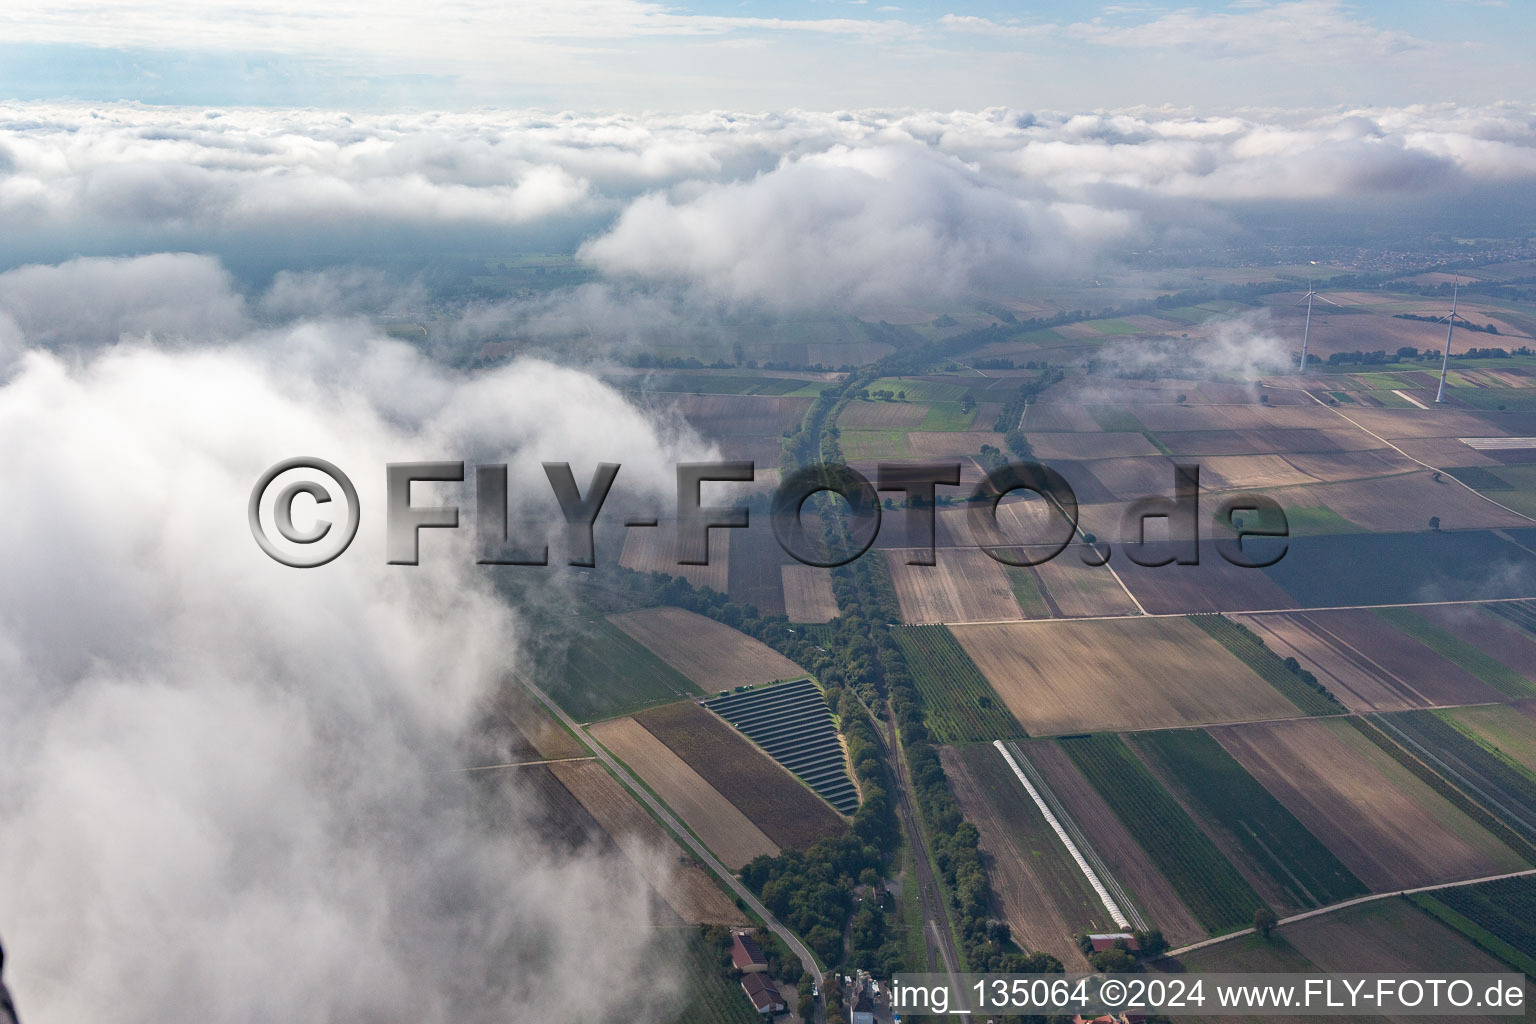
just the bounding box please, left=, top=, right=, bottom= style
left=1295, top=278, right=1339, bottom=373
left=1434, top=280, right=1467, bottom=404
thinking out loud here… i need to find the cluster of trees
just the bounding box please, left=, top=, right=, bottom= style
left=1395, top=313, right=1501, bottom=334
left=857, top=388, right=907, bottom=402
left=626, top=353, right=733, bottom=370
left=1281, top=656, right=1340, bottom=706
left=992, top=368, right=1063, bottom=433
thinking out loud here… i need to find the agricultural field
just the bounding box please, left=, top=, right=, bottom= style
left=884, top=547, right=1023, bottom=623
left=1130, top=729, right=1367, bottom=912
left=1370, top=710, right=1536, bottom=845
left=588, top=715, right=779, bottom=869
left=1233, top=609, right=1505, bottom=711
left=891, top=626, right=1025, bottom=743
left=939, top=745, right=1106, bottom=968
left=620, top=522, right=730, bottom=593
left=470, top=683, right=586, bottom=766
left=1171, top=897, right=1518, bottom=1021
left=1376, top=605, right=1536, bottom=698
left=1410, top=875, right=1536, bottom=976
left=535, top=615, right=702, bottom=722
left=780, top=564, right=839, bottom=622
left=1441, top=701, right=1536, bottom=772
left=548, top=759, right=747, bottom=925
left=608, top=607, right=806, bottom=689
left=1189, top=614, right=1347, bottom=716
left=1023, top=738, right=1206, bottom=945
left=1029, top=554, right=1143, bottom=617
left=1112, top=540, right=1299, bottom=615
left=1213, top=717, right=1528, bottom=890
left=1060, top=734, right=1267, bottom=934
left=950, top=618, right=1299, bottom=736
left=636, top=699, right=848, bottom=847
left=1264, top=530, right=1536, bottom=607
left=702, top=678, right=859, bottom=813
left=727, top=527, right=789, bottom=618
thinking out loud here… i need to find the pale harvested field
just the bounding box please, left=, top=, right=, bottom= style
left=549, top=759, right=747, bottom=925
left=588, top=716, right=778, bottom=869
left=781, top=565, right=839, bottom=622
left=1199, top=454, right=1320, bottom=490
left=619, top=523, right=729, bottom=593
left=906, top=430, right=1007, bottom=458
left=1081, top=456, right=1185, bottom=502
left=608, top=607, right=805, bottom=689
left=838, top=399, right=930, bottom=428
left=885, top=547, right=1023, bottom=623
left=1280, top=448, right=1417, bottom=482
left=1338, top=406, right=1507, bottom=440
left=1028, top=432, right=1162, bottom=460
left=1134, top=404, right=1341, bottom=432
left=1213, top=718, right=1526, bottom=890
left=950, top=618, right=1298, bottom=735
left=499, top=686, right=586, bottom=760
left=941, top=746, right=1093, bottom=968
left=1032, top=555, right=1141, bottom=617
left=1026, top=739, right=1206, bottom=946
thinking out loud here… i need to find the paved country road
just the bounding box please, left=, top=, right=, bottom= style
left=514, top=672, right=827, bottom=1024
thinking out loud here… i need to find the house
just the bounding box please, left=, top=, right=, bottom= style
left=741, top=973, right=785, bottom=1015
left=851, top=991, right=877, bottom=1024
left=731, top=931, right=768, bottom=973
left=1086, top=932, right=1140, bottom=953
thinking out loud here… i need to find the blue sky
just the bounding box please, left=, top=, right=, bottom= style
left=0, top=1, right=1528, bottom=110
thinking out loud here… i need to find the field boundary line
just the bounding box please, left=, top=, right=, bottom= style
left=1164, top=867, right=1536, bottom=958
left=937, top=594, right=1536, bottom=627
left=443, top=755, right=597, bottom=773
left=992, top=740, right=1140, bottom=931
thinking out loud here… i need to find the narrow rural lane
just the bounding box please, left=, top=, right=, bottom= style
left=514, top=672, right=828, bottom=1024
left=882, top=712, right=964, bottom=992
left=1164, top=867, right=1536, bottom=959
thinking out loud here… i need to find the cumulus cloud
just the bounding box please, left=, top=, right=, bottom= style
left=0, top=254, right=715, bottom=1022
left=3, top=102, right=1534, bottom=311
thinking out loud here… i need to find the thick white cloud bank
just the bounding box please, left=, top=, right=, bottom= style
left=3, top=102, right=1535, bottom=308
left=0, top=254, right=714, bottom=1022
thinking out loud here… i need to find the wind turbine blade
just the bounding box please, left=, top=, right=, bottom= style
left=1315, top=294, right=1343, bottom=307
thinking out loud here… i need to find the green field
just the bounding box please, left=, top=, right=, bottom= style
left=1280, top=503, right=1362, bottom=535
left=1060, top=733, right=1268, bottom=934
left=1446, top=466, right=1513, bottom=491
left=1410, top=876, right=1536, bottom=976
left=1450, top=388, right=1536, bottom=411
left=1087, top=406, right=1147, bottom=432
left=866, top=377, right=973, bottom=403
left=1131, top=729, right=1367, bottom=909
left=1375, top=606, right=1536, bottom=698
left=837, top=429, right=914, bottom=459
left=538, top=616, right=701, bottom=721
left=1190, top=615, right=1347, bottom=715
left=1004, top=565, right=1049, bottom=617
left=667, top=929, right=761, bottom=1024
left=1375, top=710, right=1536, bottom=843
left=917, top=402, right=979, bottom=431
left=892, top=625, right=1026, bottom=743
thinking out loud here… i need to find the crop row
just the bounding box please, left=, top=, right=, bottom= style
left=891, top=625, right=1026, bottom=743
left=1061, top=733, right=1268, bottom=935
left=1191, top=615, right=1345, bottom=716
left=1132, top=729, right=1366, bottom=909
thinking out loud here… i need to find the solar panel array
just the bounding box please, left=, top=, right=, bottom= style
left=703, top=678, right=860, bottom=814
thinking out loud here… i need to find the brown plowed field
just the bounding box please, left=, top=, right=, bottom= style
left=951, top=618, right=1299, bottom=735
left=619, top=523, right=729, bottom=593
left=885, top=547, right=1022, bottom=623
left=1213, top=718, right=1526, bottom=890
left=781, top=565, right=839, bottom=622
left=1026, top=739, right=1206, bottom=946
left=636, top=701, right=847, bottom=849
left=588, top=716, right=779, bottom=869
left=549, top=759, right=748, bottom=925
left=608, top=607, right=805, bottom=689
left=940, top=745, right=1098, bottom=968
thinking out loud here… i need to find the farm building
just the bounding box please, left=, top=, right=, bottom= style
left=730, top=930, right=768, bottom=973
left=851, top=991, right=876, bottom=1024
left=740, top=973, right=785, bottom=1015
left=1086, top=933, right=1140, bottom=953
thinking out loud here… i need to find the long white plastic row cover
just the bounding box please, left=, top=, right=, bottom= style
left=992, top=739, right=1132, bottom=931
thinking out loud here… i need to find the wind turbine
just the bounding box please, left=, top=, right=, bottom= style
left=1295, top=277, right=1340, bottom=373
left=1434, top=279, right=1468, bottom=404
